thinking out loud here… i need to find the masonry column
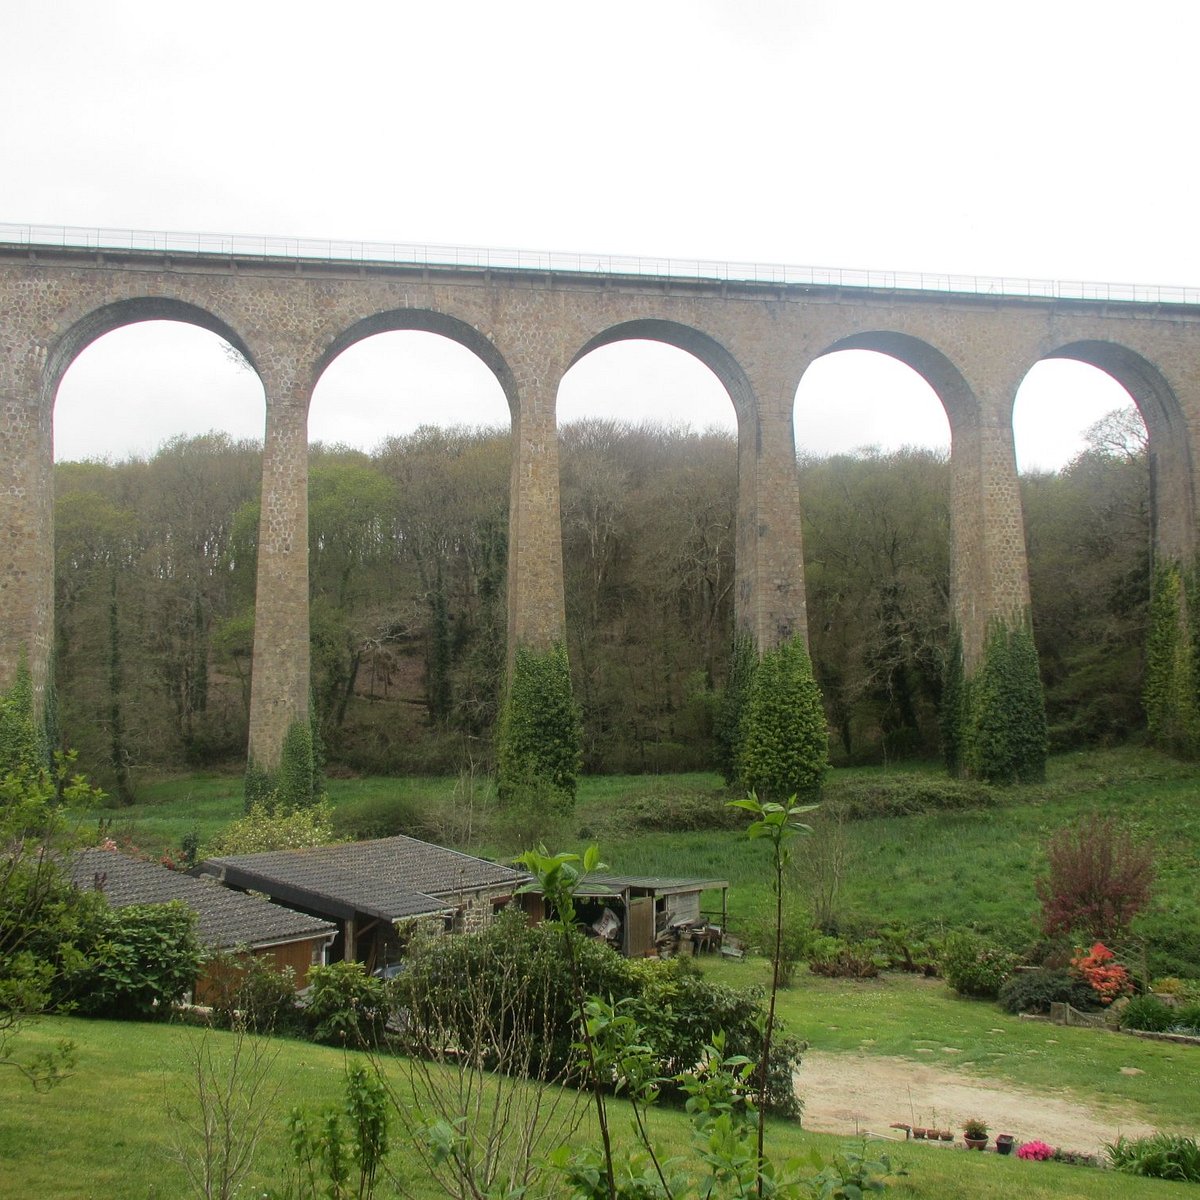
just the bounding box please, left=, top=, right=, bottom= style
left=735, top=369, right=808, bottom=651
left=948, top=388, right=1031, bottom=671
left=505, top=367, right=567, bottom=656
left=247, top=378, right=311, bottom=772
left=0, top=374, right=53, bottom=706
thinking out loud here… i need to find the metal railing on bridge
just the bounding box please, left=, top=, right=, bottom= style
left=4, top=221, right=1198, bottom=307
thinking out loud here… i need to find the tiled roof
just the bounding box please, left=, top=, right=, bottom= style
left=70, top=848, right=336, bottom=951
left=200, top=835, right=529, bottom=922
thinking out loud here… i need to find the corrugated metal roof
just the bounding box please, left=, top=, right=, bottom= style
left=200, top=835, right=528, bottom=922
left=70, top=848, right=336, bottom=950
left=579, top=873, right=729, bottom=896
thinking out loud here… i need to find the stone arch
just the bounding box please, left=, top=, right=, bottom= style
left=567, top=318, right=754, bottom=424
left=1039, top=339, right=1195, bottom=561
left=565, top=319, right=798, bottom=652
left=43, top=296, right=260, bottom=410
left=805, top=331, right=1008, bottom=670
left=314, top=309, right=518, bottom=419
left=816, top=330, right=980, bottom=433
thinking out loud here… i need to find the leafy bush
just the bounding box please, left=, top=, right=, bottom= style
left=1018, top=1140, right=1055, bottom=1161
left=1119, top=994, right=1175, bottom=1032
left=821, top=776, right=993, bottom=821
left=397, top=910, right=803, bottom=1116
left=1172, top=1003, right=1200, bottom=1035
left=807, top=935, right=884, bottom=979
left=740, top=915, right=815, bottom=987
left=623, top=788, right=746, bottom=833
left=304, top=962, right=391, bottom=1048
left=736, top=634, right=829, bottom=801
left=68, top=901, right=202, bottom=1019
left=1107, top=1132, right=1200, bottom=1182
left=1035, top=816, right=1155, bottom=943
left=495, top=643, right=581, bottom=814
left=1070, top=942, right=1132, bottom=1005
left=938, top=931, right=1018, bottom=999
left=205, top=951, right=302, bottom=1034
left=871, top=924, right=940, bottom=975
left=997, top=968, right=1101, bottom=1015
left=205, top=800, right=337, bottom=856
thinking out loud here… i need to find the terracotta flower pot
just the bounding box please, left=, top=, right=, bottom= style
left=964, top=1136, right=988, bottom=1151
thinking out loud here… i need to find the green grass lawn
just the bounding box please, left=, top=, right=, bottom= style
left=38, top=747, right=1200, bottom=1198
left=702, top=960, right=1200, bottom=1131
left=4, top=1013, right=1197, bottom=1200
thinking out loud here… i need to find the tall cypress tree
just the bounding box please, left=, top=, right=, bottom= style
left=737, top=634, right=829, bottom=801
left=966, top=616, right=1047, bottom=784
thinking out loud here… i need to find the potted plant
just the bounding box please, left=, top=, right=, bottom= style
left=939, top=1128, right=954, bottom=1141
left=962, top=1118, right=989, bottom=1150
left=995, top=1133, right=1015, bottom=1155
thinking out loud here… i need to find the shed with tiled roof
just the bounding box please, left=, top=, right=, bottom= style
left=199, top=835, right=530, bottom=969
left=70, top=847, right=337, bottom=996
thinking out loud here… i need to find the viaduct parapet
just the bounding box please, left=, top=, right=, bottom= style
left=3, top=235, right=1199, bottom=768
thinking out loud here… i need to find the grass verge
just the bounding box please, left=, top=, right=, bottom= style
left=2, top=1015, right=1196, bottom=1199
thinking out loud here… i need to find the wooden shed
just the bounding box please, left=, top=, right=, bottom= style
left=565, top=873, right=730, bottom=958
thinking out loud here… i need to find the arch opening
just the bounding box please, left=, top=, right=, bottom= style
left=1015, top=350, right=1158, bottom=752
left=307, top=325, right=512, bottom=773
left=557, top=325, right=741, bottom=773
left=51, top=314, right=268, bottom=795
left=314, top=310, right=517, bottom=420
left=793, top=341, right=956, bottom=766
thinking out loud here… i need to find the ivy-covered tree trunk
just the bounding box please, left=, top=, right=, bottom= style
left=1144, top=559, right=1200, bottom=757
left=107, top=571, right=136, bottom=805
left=0, top=651, right=43, bottom=777
left=495, top=643, right=582, bottom=815
left=940, top=628, right=966, bottom=776
left=715, top=631, right=757, bottom=785
left=736, top=635, right=829, bottom=802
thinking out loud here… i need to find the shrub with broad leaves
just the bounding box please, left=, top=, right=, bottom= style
left=1070, top=942, right=1132, bottom=1005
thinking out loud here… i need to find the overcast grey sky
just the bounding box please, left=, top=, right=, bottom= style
left=7, top=0, right=1192, bottom=469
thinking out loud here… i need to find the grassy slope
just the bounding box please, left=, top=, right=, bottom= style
left=3, top=1015, right=1196, bottom=1200
left=75, top=747, right=1200, bottom=973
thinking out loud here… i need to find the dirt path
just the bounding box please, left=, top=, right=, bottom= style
left=796, top=1051, right=1157, bottom=1155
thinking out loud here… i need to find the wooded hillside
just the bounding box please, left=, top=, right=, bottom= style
left=52, top=415, right=1149, bottom=791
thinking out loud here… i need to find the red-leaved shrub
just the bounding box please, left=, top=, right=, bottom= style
left=1035, top=816, right=1154, bottom=943
left=1070, top=942, right=1132, bottom=1005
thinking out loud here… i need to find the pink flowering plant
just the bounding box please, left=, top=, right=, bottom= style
left=1017, top=1140, right=1055, bottom=1161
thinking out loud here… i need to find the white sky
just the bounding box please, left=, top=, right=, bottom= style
left=9, top=0, right=1193, bottom=471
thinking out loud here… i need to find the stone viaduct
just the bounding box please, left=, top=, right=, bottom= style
left=3, top=232, right=1199, bottom=769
